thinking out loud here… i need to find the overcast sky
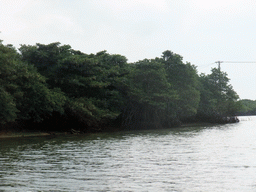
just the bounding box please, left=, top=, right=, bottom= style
left=1, top=0, right=256, bottom=100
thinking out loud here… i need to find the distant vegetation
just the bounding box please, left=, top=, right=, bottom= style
left=0, top=40, right=242, bottom=133
left=236, top=99, right=256, bottom=116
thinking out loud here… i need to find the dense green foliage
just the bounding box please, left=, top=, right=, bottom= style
left=196, top=68, right=240, bottom=123
left=0, top=40, right=241, bottom=132
left=0, top=42, right=66, bottom=127
left=236, top=99, right=256, bottom=115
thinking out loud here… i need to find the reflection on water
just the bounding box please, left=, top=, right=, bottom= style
left=1, top=116, right=256, bottom=191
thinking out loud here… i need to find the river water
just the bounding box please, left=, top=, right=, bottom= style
left=0, top=116, right=256, bottom=192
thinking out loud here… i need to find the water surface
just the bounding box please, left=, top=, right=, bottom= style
left=1, top=116, right=256, bottom=191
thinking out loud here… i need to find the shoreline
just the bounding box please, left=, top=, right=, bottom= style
left=0, top=131, right=69, bottom=139
left=0, top=122, right=220, bottom=139
left=0, top=116, right=243, bottom=139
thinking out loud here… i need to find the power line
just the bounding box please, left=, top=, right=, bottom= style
left=219, top=61, right=256, bottom=63
left=215, top=61, right=256, bottom=71
left=198, top=61, right=256, bottom=71
left=198, top=63, right=215, bottom=69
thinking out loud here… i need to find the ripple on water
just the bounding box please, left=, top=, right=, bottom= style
left=1, top=118, right=256, bottom=191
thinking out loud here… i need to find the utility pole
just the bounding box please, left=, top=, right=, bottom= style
left=214, top=60, right=256, bottom=95
left=215, top=61, right=223, bottom=95
left=215, top=61, right=223, bottom=71
left=215, top=60, right=256, bottom=78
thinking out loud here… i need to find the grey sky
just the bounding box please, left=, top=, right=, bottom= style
left=1, top=0, right=256, bottom=100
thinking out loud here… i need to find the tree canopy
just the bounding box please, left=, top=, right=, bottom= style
left=0, top=40, right=241, bottom=132
left=196, top=68, right=240, bottom=123
left=0, top=41, right=66, bottom=128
